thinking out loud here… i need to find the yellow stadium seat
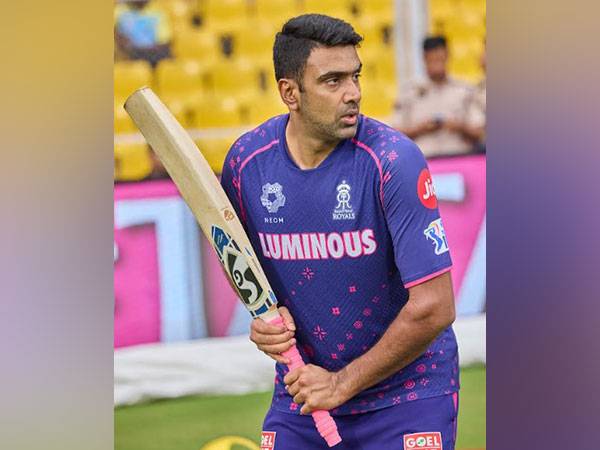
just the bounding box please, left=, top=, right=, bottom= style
left=114, top=100, right=137, bottom=134
left=459, top=0, right=485, bottom=16
left=204, top=0, right=249, bottom=22
left=195, top=136, right=238, bottom=173
left=114, top=61, right=153, bottom=99
left=160, top=0, right=194, bottom=32
left=230, top=21, right=277, bottom=58
left=355, top=15, right=394, bottom=51
left=163, top=98, right=195, bottom=128
left=154, top=58, right=206, bottom=106
left=450, top=38, right=483, bottom=62
left=253, top=0, right=302, bottom=23
left=358, top=0, right=393, bottom=18
left=209, top=58, right=260, bottom=96
left=460, top=5, right=485, bottom=28
left=172, top=28, right=221, bottom=61
left=191, top=95, right=242, bottom=127
left=377, top=58, right=396, bottom=84
left=114, top=143, right=154, bottom=181
left=448, top=57, right=482, bottom=83
left=444, top=14, right=485, bottom=40
left=360, top=48, right=395, bottom=84
left=428, top=0, right=454, bottom=32
left=253, top=55, right=278, bottom=92
left=302, top=5, right=353, bottom=22
left=239, top=93, right=287, bottom=125
left=429, top=0, right=453, bottom=18
left=360, top=81, right=397, bottom=120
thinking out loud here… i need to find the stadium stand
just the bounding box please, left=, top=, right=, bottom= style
left=114, top=142, right=154, bottom=181
left=172, top=28, right=221, bottom=61
left=428, top=0, right=485, bottom=83
left=114, top=0, right=485, bottom=182
left=191, top=95, right=241, bottom=128
left=114, top=60, right=153, bottom=133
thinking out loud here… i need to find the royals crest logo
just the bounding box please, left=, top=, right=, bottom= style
left=333, top=180, right=355, bottom=220
left=261, top=182, right=286, bottom=213
left=424, top=218, right=449, bottom=255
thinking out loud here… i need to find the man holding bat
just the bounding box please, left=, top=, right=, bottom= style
left=221, top=14, right=458, bottom=450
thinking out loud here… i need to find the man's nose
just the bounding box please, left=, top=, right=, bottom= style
left=343, top=80, right=361, bottom=104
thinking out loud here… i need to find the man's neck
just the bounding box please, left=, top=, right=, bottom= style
left=430, top=75, right=448, bottom=86
left=285, top=116, right=341, bottom=170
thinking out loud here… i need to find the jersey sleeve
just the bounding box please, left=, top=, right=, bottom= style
left=382, top=139, right=452, bottom=288
left=220, top=139, right=244, bottom=221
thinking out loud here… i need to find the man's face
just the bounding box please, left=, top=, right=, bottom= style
left=296, top=45, right=362, bottom=142
left=424, top=46, right=448, bottom=82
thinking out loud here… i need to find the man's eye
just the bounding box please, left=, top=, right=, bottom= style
left=326, top=78, right=339, bottom=86
left=353, top=73, right=362, bottom=81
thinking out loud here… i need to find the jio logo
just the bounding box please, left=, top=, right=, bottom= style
left=417, top=168, right=437, bottom=209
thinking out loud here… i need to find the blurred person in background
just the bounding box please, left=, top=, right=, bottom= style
left=114, top=0, right=173, bottom=67
left=466, top=41, right=486, bottom=152
left=393, top=36, right=481, bottom=158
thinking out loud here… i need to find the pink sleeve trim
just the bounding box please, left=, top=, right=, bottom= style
left=235, top=139, right=279, bottom=223
left=404, top=266, right=452, bottom=289
left=352, top=138, right=384, bottom=209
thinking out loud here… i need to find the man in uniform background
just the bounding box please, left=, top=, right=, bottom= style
left=393, top=36, right=481, bottom=158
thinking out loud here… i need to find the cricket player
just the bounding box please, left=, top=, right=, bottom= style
left=221, top=14, right=458, bottom=450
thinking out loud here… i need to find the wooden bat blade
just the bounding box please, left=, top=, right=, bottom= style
left=124, top=87, right=277, bottom=319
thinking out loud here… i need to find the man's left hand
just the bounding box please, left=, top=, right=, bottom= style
left=443, top=118, right=464, bottom=133
left=283, top=364, right=349, bottom=415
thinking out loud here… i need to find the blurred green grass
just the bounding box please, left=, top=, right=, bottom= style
left=115, top=365, right=485, bottom=450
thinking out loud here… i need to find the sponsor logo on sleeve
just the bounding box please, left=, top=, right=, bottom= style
left=424, top=218, right=449, bottom=255
left=403, top=431, right=443, bottom=449
left=417, top=169, right=437, bottom=209
left=260, top=431, right=276, bottom=450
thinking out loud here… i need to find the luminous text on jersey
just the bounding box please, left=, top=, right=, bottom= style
left=258, top=229, right=377, bottom=260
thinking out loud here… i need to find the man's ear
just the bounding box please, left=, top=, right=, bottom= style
left=278, top=78, right=300, bottom=111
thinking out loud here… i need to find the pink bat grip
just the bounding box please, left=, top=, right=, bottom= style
left=268, top=315, right=342, bottom=447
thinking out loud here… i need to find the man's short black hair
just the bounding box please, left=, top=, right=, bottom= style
left=423, top=35, right=447, bottom=52
left=273, top=14, right=363, bottom=86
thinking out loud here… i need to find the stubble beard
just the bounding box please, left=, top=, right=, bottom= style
left=303, top=108, right=357, bottom=144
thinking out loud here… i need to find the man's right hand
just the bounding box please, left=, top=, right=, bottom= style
left=404, top=119, right=442, bottom=139
left=423, top=118, right=444, bottom=133
left=250, top=306, right=296, bottom=364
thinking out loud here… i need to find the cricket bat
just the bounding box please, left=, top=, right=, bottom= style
left=124, top=87, right=342, bottom=447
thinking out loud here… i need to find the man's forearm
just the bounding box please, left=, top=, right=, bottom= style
left=335, top=287, right=455, bottom=400
left=400, top=123, right=429, bottom=140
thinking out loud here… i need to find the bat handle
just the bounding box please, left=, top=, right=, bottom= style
left=268, top=315, right=342, bottom=447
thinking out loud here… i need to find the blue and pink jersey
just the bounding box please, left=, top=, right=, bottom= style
left=221, top=114, right=458, bottom=416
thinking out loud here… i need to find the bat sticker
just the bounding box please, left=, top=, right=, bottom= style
left=211, top=225, right=272, bottom=313
left=226, top=247, right=263, bottom=306
left=211, top=225, right=231, bottom=259
left=223, top=209, right=235, bottom=221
